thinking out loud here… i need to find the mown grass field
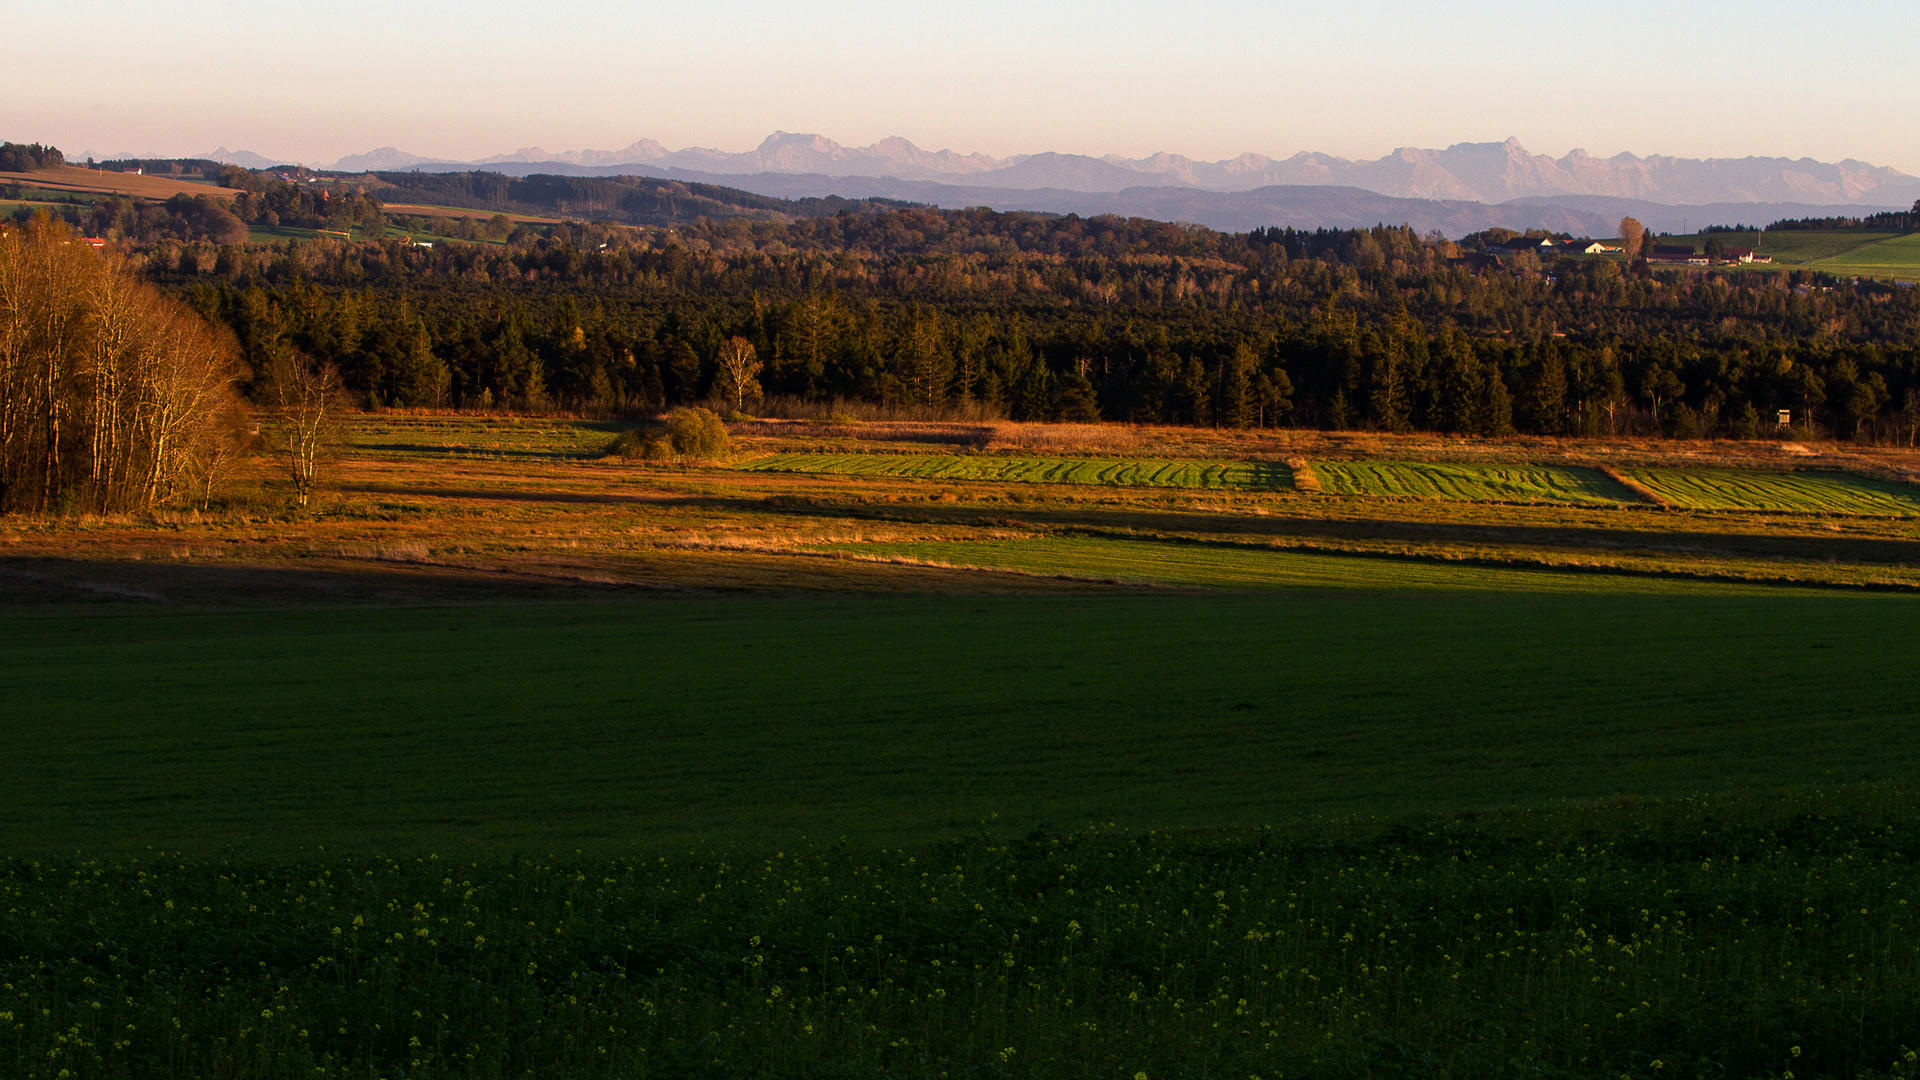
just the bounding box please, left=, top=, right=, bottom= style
left=1808, top=231, right=1920, bottom=279
left=1621, top=466, right=1920, bottom=515
left=738, top=451, right=1293, bottom=489
left=1663, top=230, right=1904, bottom=265
left=1308, top=459, right=1630, bottom=504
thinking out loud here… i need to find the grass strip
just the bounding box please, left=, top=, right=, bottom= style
left=1309, top=459, right=1631, bottom=504
left=736, top=452, right=1295, bottom=490
left=1620, top=467, right=1920, bottom=515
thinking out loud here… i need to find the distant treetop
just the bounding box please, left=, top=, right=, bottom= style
left=0, top=142, right=64, bottom=172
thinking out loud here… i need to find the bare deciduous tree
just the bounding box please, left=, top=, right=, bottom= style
left=0, top=216, right=244, bottom=514
left=262, top=351, right=345, bottom=507
left=1619, top=217, right=1646, bottom=261
left=714, top=336, right=761, bottom=413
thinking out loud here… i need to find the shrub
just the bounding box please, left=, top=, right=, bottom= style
left=666, top=407, right=730, bottom=460
left=605, top=429, right=670, bottom=460
left=605, top=408, right=729, bottom=462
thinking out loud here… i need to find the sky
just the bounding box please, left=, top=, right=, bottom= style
left=9, top=0, right=1917, bottom=172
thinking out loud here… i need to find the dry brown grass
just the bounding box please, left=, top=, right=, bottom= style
left=5, top=414, right=1917, bottom=610
left=1597, top=466, right=1670, bottom=507
left=733, top=418, right=992, bottom=448
left=0, top=166, right=244, bottom=202
left=981, top=421, right=1149, bottom=452
left=1285, top=458, right=1322, bottom=493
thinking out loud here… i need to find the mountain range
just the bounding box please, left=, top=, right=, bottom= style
left=298, top=132, right=1920, bottom=208
left=195, top=133, right=1920, bottom=236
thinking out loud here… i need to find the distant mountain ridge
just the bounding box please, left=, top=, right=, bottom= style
left=367, top=159, right=1907, bottom=238
left=296, top=132, right=1920, bottom=208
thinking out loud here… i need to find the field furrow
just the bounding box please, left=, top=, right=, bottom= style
left=1620, top=467, right=1920, bottom=515
left=1309, top=460, right=1631, bottom=504
left=736, top=452, right=1294, bottom=490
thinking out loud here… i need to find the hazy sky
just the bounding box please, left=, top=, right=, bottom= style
left=10, top=0, right=1916, bottom=171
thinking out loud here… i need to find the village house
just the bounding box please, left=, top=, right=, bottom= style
left=1649, top=244, right=1707, bottom=265
left=1496, top=236, right=1558, bottom=254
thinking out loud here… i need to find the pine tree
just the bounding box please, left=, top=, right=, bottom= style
left=1222, top=343, right=1258, bottom=429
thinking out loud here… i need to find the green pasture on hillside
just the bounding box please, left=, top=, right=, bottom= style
left=825, top=535, right=1794, bottom=594
left=737, top=452, right=1293, bottom=489
left=1308, top=459, right=1629, bottom=504
left=1621, top=466, right=1920, bottom=514
left=1807, top=231, right=1920, bottom=279
left=0, top=200, right=69, bottom=218
left=1670, top=229, right=1901, bottom=265
left=3, top=591, right=1916, bottom=856
left=1658, top=229, right=1903, bottom=265
left=245, top=223, right=320, bottom=244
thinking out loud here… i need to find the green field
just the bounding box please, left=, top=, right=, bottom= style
left=343, top=415, right=622, bottom=459
left=828, top=535, right=1807, bottom=593
left=1621, top=466, right=1920, bottom=514
left=737, top=452, right=1294, bottom=489
left=1307, top=459, right=1629, bottom=504
left=1809, top=231, right=1920, bottom=279
left=1722, top=230, right=1900, bottom=264
left=0, top=199, right=69, bottom=218
left=5, top=796, right=1917, bottom=1080
left=8, top=591, right=1920, bottom=1077
left=4, top=592, right=1914, bottom=855
left=1659, top=230, right=1899, bottom=263
left=1651, top=229, right=1920, bottom=279
left=245, top=223, right=321, bottom=244
left=741, top=450, right=1920, bottom=517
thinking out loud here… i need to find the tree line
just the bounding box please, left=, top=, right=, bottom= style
left=148, top=210, right=1919, bottom=443
left=1767, top=201, right=1920, bottom=231
left=31, top=176, right=1920, bottom=444
left=0, top=219, right=245, bottom=513
left=0, top=142, right=64, bottom=172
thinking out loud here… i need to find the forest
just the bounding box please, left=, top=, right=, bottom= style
left=16, top=155, right=1920, bottom=442
left=164, top=209, right=1920, bottom=442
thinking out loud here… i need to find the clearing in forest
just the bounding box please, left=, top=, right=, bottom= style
left=1619, top=467, right=1920, bottom=515
left=737, top=452, right=1294, bottom=490
left=1308, top=460, right=1631, bottom=504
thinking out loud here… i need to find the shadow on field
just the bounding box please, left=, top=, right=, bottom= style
left=828, top=502, right=1920, bottom=567
left=343, top=484, right=678, bottom=506
left=0, top=556, right=647, bottom=611
left=347, top=444, right=597, bottom=461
